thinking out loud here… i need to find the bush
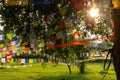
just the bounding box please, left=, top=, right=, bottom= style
left=14, top=54, right=41, bottom=58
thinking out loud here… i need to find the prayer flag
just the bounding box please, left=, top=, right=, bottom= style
left=0, top=34, right=5, bottom=40
left=1, top=58, right=6, bottom=63
left=10, top=58, right=14, bottom=63
left=37, top=58, right=41, bottom=63
left=33, top=59, right=37, bottom=63
left=21, top=58, right=25, bottom=64
left=29, top=59, right=33, bottom=64
left=18, top=58, right=21, bottom=62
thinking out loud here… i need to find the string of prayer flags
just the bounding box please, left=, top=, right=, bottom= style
left=4, top=0, right=29, bottom=6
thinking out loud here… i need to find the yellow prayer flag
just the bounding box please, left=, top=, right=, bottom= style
left=16, top=52, right=20, bottom=56
left=48, top=59, right=52, bottom=64
left=2, top=51, right=6, bottom=54
left=11, top=46, right=17, bottom=51
left=0, top=44, right=4, bottom=48
left=29, top=59, right=33, bottom=64
left=7, top=33, right=12, bottom=39
left=60, top=7, right=67, bottom=16
left=0, top=54, right=2, bottom=58
left=90, top=52, right=94, bottom=57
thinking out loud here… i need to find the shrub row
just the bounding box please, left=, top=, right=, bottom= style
left=14, top=54, right=43, bottom=58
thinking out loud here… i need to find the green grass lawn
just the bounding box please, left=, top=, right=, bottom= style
left=0, top=62, right=116, bottom=80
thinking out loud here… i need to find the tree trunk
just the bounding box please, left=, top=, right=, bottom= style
left=112, top=8, right=120, bottom=80
left=67, top=63, right=71, bottom=74
left=80, top=61, right=85, bottom=73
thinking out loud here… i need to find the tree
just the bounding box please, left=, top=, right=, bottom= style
left=45, top=45, right=91, bottom=74
left=45, top=46, right=77, bottom=74
left=0, top=0, right=115, bottom=75
left=111, top=0, right=120, bottom=79
left=75, top=45, right=90, bottom=73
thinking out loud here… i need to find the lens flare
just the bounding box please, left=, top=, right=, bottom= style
left=89, top=8, right=99, bottom=17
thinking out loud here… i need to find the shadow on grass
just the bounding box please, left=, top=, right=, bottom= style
left=34, top=73, right=90, bottom=80
left=35, top=76, right=89, bottom=80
